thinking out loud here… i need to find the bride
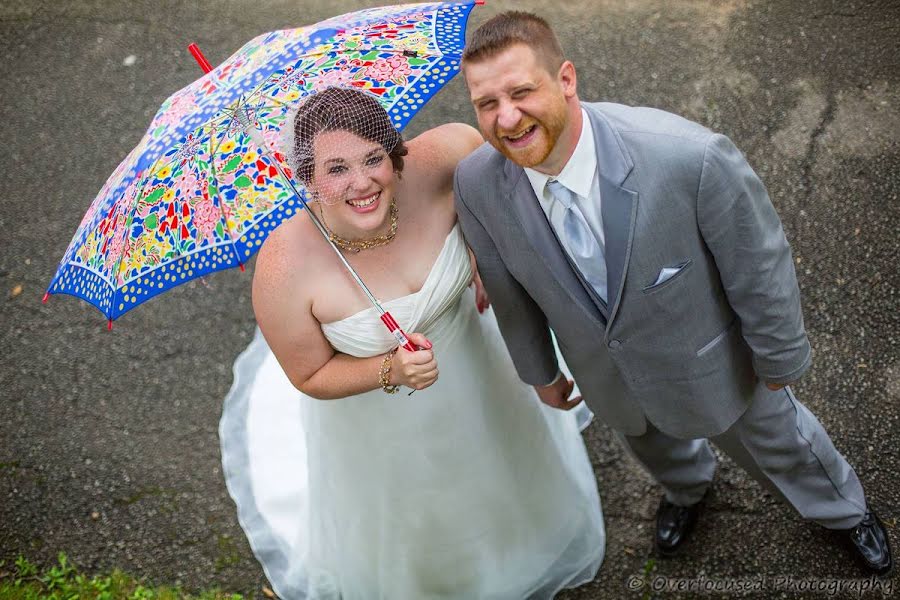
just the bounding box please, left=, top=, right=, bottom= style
left=219, top=87, right=605, bottom=599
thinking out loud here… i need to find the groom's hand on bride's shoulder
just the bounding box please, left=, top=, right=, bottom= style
left=472, top=269, right=490, bottom=314
left=467, top=248, right=491, bottom=314
left=534, top=376, right=583, bottom=411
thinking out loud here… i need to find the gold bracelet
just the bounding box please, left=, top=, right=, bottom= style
left=379, top=348, right=401, bottom=394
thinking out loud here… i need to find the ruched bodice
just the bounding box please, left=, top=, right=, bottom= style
left=321, top=224, right=472, bottom=357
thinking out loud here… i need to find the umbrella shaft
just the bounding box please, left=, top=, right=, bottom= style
left=262, top=143, right=383, bottom=310
left=233, top=105, right=381, bottom=305
left=236, top=106, right=416, bottom=353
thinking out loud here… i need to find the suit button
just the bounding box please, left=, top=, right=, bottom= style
left=608, top=339, right=621, bottom=349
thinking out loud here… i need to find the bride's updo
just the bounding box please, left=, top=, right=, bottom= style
left=290, top=87, right=409, bottom=185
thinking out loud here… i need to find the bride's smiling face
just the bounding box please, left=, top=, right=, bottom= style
left=309, top=129, right=397, bottom=235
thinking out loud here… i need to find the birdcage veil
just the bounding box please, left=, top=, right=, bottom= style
left=279, top=87, right=407, bottom=205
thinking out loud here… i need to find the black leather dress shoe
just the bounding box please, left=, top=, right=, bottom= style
left=655, top=496, right=702, bottom=557
left=846, top=510, right=893, bottom=576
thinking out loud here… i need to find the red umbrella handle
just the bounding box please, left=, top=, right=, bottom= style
left=382, top=311, right=420, bottom=396
left=380, top=312, right=417, bottom=352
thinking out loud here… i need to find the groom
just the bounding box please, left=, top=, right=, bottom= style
left=454, top=11, right=891, bottom=574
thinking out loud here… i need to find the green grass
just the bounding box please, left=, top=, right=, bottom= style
left=0, top=553, right=245, bottom=600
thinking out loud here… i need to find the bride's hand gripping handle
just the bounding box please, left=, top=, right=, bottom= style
left=389, top=332, right=438, bottom=391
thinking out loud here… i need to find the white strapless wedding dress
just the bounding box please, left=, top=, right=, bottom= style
left=219, top=225, right=605, bottom=599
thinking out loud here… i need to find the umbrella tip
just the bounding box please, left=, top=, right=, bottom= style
left=187, top=43, right=213, bottom=74
left=42, top=292, right=50, bottom=304
left=475, top=0, right=485, bottom=5
left=239, top=263, right=245, bottom=272
left=107, top=319, right=113, bottom=331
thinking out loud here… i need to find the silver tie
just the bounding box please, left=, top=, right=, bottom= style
left=547, top=180, right=607, bottom=302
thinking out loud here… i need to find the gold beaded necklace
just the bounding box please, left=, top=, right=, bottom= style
left=319, top=197, right=399, bottom=253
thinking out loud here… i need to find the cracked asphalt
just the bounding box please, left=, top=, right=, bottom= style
left=1, top=1, right=898, bottom=598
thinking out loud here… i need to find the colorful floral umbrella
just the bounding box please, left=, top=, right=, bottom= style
left=46, top=0, right=479, bottom=327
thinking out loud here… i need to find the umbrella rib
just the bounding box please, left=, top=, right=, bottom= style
left=106, top=169, right=155, bottom=321
left=209, top=116, right=247, bottom=271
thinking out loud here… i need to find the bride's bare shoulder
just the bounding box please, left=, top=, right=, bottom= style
left=253, top=214, right=319, bottom=300
left=405, top=123, right=483, bottom=193
left=407, top=123, right=483, bottom=167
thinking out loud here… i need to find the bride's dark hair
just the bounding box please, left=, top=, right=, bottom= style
left=292, top=87, right=408, bottom=184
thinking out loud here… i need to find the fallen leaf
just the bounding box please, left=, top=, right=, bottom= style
left=10, top=284, right=22, bottom=298
left=91, top=511, right=100, bottom=520
left=262, top=586, right=276, bottom=599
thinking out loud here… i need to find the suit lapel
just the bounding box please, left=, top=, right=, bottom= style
left=585, top=105, right=638, bottom=328
left=505, top=164, right=608, bottom=325
left=600, top=177, right=637, bottom=325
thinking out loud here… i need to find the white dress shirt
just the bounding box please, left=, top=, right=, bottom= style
left=524, top=109, right=604, bottom=388
left=524, top=108, right=605, bottom=250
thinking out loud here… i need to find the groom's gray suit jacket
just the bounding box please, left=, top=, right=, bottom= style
left=454, top=102, right=811, bottom=439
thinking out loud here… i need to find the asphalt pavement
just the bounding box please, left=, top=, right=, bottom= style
left=1, top=1, right=898, bottom=598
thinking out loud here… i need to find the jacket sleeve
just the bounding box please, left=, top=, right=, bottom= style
left=453, top=167, right=560, bottom=386
left=697, top=135, right=812, bottom=384
left=697, top=133, right=811, bottom=384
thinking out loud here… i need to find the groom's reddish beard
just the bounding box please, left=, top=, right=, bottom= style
left=489, top=104, right=568, bottom=169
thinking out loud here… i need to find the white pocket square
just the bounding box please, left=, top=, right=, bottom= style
left=645, top=259, right=692, bottom=289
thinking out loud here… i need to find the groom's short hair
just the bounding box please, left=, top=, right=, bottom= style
left=462, top=11, right=565, bottom=73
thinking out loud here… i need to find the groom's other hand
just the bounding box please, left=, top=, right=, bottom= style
left=535, top=376, right=583, bottom=410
